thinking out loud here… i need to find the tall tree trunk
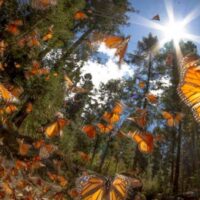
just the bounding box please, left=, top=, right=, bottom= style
left=55, top=27, right=94, bottom=68
left=98, top=134, right=112, bottom=172
left=90, top=135, right=100, bottom=166
left=143, top=53, right=152, bottom=108
left=133, top=53, right=152, bottom=170
left=114, top=157, right=119, bottom=173
left=170, top=129, right=176, bottom=185
left=64, top=27, right=94, bottom=57
left=173, top=123, right=182, bottom=194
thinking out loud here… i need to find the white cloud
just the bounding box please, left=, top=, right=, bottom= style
left=150, top=75, right=171, bottom=96
left=81, top=43, right=134, bottom=88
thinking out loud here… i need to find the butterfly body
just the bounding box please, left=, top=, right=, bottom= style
left=76, top=174, right=138, bottom=200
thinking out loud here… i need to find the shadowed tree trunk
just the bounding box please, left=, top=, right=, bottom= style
left=173, top=123, right=182, bottom=194
left=170, top=129, right=176, bottom=185
left=90, top=135, right=100, bottom=166
left=98, top=134, right=112, bottom=172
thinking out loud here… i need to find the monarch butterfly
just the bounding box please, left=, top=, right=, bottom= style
left=42, top=25, right=53, bottom=41
left=17, top=139, right=31, bottom=156
left=127, top=130, right=154, bottom=153
left=152, top=14, right=160, bottom=21
left=102, top=102, right=123, bottom=124
left=39, top=144, right=57, bottom=159
left=97, top=123, right=113, bottom=134
left=178, top=54, right=200, bottom=121
left=102, top=112, right=120, bottom=124
left=26, top=35, right=40, bottom=47
left=78, top=151, right=91, bottom=162
left=0, top=104, right=17, bottom=115
left=74, top=11, right=88, bottom=20
left=162, top=111, right=184, bottom=127
left=76, top=173, right=142, bottom=200
left=91, top=34, right=130, bottom=64
left=6, top=20, right=23, bottom=35
left=102, top=35, right=130, bottom=64
left=145, top=93, right=157, bottom=104
left=31, top=0, right=57, bottom=10
left=127, top=108, right=148, bottom=128
left=25, top=102, right=33, bottom=113
left=25, top=60, right=49, bottom=79
left=138, top=81, right=145, bottom=89
left=0, top=83, right=22, bottom=102
left=0, top=40, right=7, bottom=58
left=64, top=75, right=73, bottom=89
left=44, top=118, right=70, bottom=138
left=82, top=125, right=97, bottom=139
left=64, top=75, right=88, bottom=94
left=47, top=172, right=68, bottom=187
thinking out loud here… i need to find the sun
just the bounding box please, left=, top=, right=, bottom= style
left=132, top=0, right=200, bottom=59
left=163, top=20, right=186, bottom=43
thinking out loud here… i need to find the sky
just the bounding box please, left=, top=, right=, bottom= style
left=125, top=0, right=200, bottom=53
left=82, top=0, right=200, bottom=89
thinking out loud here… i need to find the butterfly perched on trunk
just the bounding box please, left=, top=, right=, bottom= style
left=162, top=111, right=184, bottom=127
left=76, top=173, right=142, bottom=200
left=178, top=54, right=200, bottom=122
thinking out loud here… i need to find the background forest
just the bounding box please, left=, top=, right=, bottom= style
left=0, top=0, right=200, bottom=199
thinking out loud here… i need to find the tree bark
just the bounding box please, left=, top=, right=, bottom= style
left=173, top=123, right=182, bottom=194
left=133, top=52, right=152, bottom=170
left=170, top=129, right=176, bottom=185
left=90, top=135, right=100, bottom=166
left=98, top=134, right=112, bottom=172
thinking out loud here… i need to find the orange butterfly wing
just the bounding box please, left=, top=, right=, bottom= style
left=139, top=81, right=145, bottom=89
left=178, top=55, right=200, bottom=121
left=103, top=36, right=124, bottom=48
left=82, top=125, right=96, bottom=139
left=74, top=11, right=88, bottom=20
left=112, top=102, right=123, bottom=114
left=0, top=84, right=15, bottom=102
left=97, top=123, right=113, bottom=133
left=162, top=111, right=174, bottom=127
left=146, top=93, right=157, bottom=104
left=128, top=131, right=154, bottom=153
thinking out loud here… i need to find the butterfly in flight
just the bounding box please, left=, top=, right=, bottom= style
left=76, top=173, right=142, bottom=200
left=152, top=14, right=160, bottom=21
left=102, top=102, right=123, bottom=124
left=127, top=130, right=154, bottom=153
left=127, top=108, right=148, bottom=129
left=178, top=54, right=200, bottom=122
left=162, top=111, right=184, bottom=127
